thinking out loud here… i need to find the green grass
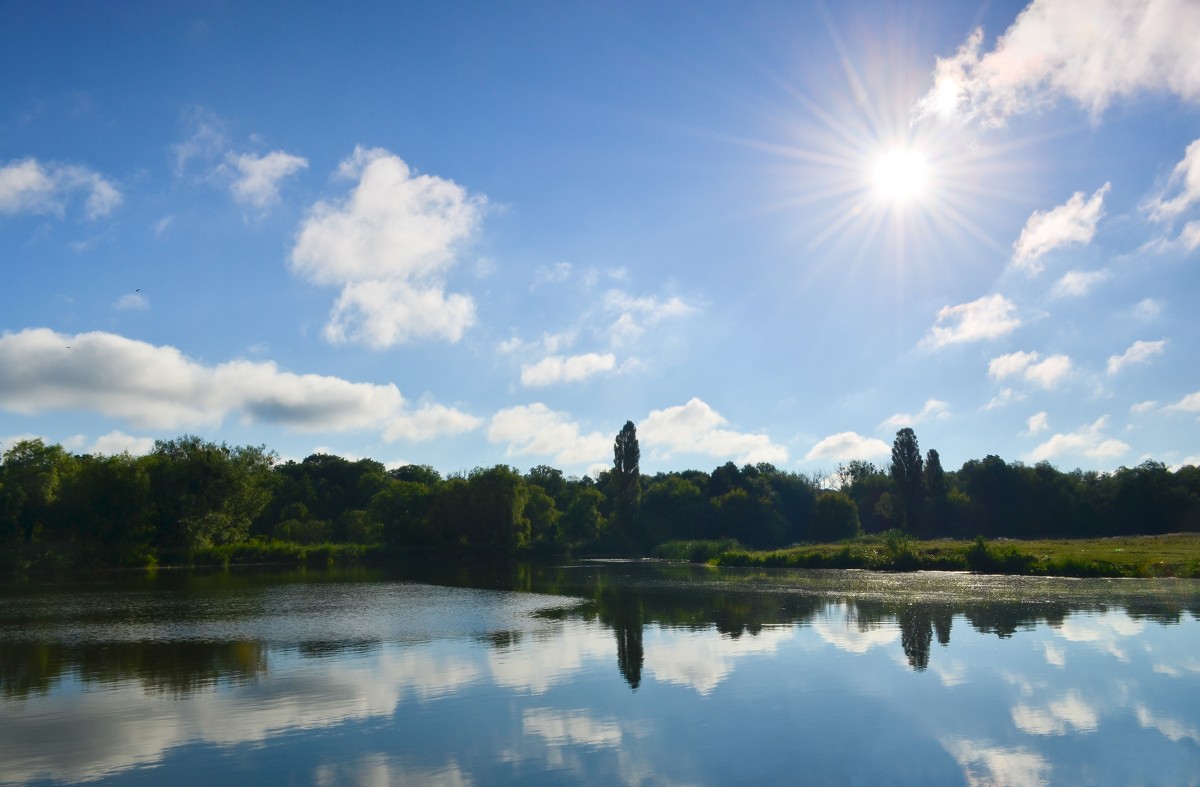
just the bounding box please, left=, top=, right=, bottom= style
left=710, top=533, right=1200, bottom=578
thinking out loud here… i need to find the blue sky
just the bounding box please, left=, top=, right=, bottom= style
left=2, top=0, right=1199, bottom=477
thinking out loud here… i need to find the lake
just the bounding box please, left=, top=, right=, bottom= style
left=2, top=561, right=1199, bottom=785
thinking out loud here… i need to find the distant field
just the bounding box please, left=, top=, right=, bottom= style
left=703, top=533, right=1200, bottom=578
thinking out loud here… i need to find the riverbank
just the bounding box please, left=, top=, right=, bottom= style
left=658, top=533, right=1200, bottom=578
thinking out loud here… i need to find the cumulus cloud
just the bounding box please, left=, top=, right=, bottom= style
left=1027, top=415, right=1130, bottom=462
left=804, top=431, right=891, bottom=462
left=914, top=0, right=1200, bottom=126
left=1130, top=400, right=1159, bottom=414
left=1012, top=691, right=1099, bottom=736
left=87, top=430, right=156, bottom=456
left=520, top=353, right=616, bottom=387
left=0, top=158, right=121, bottom=220
left=984, top=387, right=1026, bottom=410
left=486, top=404, right=610, bottom=466
left=0, top=328, right=479, bottom=441
left=639, top=397, right=787, bottom=464
left=224, top=150, right=308, bottom=208
left=1107, top=339, right=1166, bottom=375
left=922, top=294, right=1020, bottom=349
left=988, top=351, right=1072, bottom=389
left=1052, top=269, right=1110, bottom=297
left=291, top=147, right=484, bottom=347
left=988, top=350, right=1072, bottom=390
left=1012, top=184, right=1110, bottom=272
left=880, top=399, right=951, bottom=430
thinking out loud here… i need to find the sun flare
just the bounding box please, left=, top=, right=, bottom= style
left=871, top=147, right=930, bottom=203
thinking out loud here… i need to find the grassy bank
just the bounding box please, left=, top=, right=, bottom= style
left=707, top=532, right=1200, bottom=578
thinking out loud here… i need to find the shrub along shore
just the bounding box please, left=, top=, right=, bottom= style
left=656, top=532, right=1200, bottom=578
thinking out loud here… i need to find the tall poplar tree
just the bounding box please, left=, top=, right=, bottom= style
left=890, top=428, right=924, bottom=533
left=612, top=420, right=642, bottom=550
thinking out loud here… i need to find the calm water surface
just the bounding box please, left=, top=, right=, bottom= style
left=2, top=562, right=1199, bottom=785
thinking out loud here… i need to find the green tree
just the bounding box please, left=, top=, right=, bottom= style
left=810, top=491, right=861, bottom=542
left=0, top=439, right=77, bottom=546
left=147, top=436, right=275, bottom=559
left=612, top=421, right=642, bottom=551
left=890, top=428, right=924, bottom=533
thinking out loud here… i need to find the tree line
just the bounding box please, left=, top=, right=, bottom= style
left=1, top=423, right=1199, bottom=570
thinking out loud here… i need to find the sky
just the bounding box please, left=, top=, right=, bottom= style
left=2, top=0, right=1199, bottom=478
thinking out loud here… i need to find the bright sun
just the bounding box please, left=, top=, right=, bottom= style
left=871, top=147, right=930, bottom=203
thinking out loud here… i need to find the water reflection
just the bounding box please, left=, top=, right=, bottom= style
left=1, top=563, right=1198, bottom=785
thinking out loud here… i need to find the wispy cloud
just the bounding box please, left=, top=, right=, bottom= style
left=922, top=294, right=1020, bottom=349
left=291, top=147, right=485, bottom=348
left=1012, top=184, right=1109, bottom=273
left=1107, top=339, right=1166, bottom=375
left=880, top=399, right=950, bottom=430
left=1145, top=139, right=1200, bottom=222
left=113, top=293, right=149, bottom=311
left=914, top=0, right=1200, bottom=127
left=1052, top=269, right=1110, bottom=297
left=0, top=158, right=121, bottom=220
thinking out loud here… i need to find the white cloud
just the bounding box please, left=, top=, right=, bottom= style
left=532, top=262, right=573, bottom=287
left=988, top=350, right=1040, bottom=380
left=1166, top=390, right=1200, bottom=413
left=1025, top=355, right=1072, bottom=389
left=1136, top=704, right=1200, bottom=745
left=1026, top=411, right=1050, bottom=435
left=914, top=0, right=1200, bottom=126
left=984, top=387, right=1026, bottom=410
left=602, top=290, right=696, bottom=348
left=0, top=158, right=121, bottom=219
left=520, top=353, right=616, bottom=387
left=323, top=279, right=476, bottom=347
left=224, top=150, right=308, bottom=208
left=922, top=294, right=1020, bottom=349
left=1027, top=415, right=1130, bottom=462
left=1133, top=298, right=1164, bottom=321
left=804, top=431, right=891, bottom=462
left=1130, top=400, right=1159, bottom=414
left=1052, top=268, right=1111, bottom=297
left=1012, top=184, right=1109, bottom=272
left=113, top=293, right=149, bottom=311
left=1107, top=339, right=1166, bottom=375
left=639, top=397, right=787, bottom=464
left=486, top=403, right=610, bottom=466
left=290, top=146, right=484, bottom=347
left=1146, top=139, right=1200, bottom=222
left=988, top=351, right=1072, bottom=389
left=0, top=328, right=479, bottom=441
left=173, top=106, right=226, bottom=175
left=87, top=430, right=156, bottom=456
left=1180, top=220, right=1200, bottom=250
left=880, top=399, right=951, bottom=430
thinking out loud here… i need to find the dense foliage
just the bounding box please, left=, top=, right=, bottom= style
left=2, top=424, right=1199, bottom=571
